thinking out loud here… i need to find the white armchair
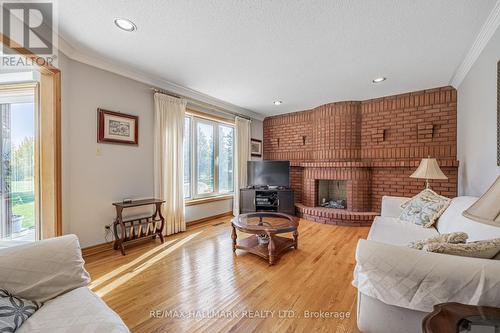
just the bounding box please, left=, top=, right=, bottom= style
left=0, top=235, right=129, bottom=333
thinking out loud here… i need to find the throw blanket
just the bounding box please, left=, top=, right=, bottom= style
left=352, top=239, right=500, bottom=312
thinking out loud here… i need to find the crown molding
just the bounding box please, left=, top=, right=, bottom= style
left=450, top=0, right=500, bottom=87
left=57, top=37, right=266, bottom=121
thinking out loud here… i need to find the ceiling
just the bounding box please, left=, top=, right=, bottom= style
left=56, top=0, right=497, bottom=117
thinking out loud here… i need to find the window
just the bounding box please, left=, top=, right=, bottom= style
left=183, top=117, right=191, bottom=198
left=0, top=83, right=38, bottom=241
left=218, top=125, right=234, bottom=193
left=184, top=114, right=234, bottom=199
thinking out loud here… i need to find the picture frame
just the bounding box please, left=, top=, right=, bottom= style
left=497, top=61, right=499, bottom=166
left=97, top=108, right=138, bottom=145
left=251, top=138, right=262, bottom=157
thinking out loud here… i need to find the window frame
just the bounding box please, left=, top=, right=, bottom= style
left=0, top=83, right=40, bottom=241
left=184, top=112, right=235, bottom=201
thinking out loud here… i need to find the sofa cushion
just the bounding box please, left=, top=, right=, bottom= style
left=368, top=216, right=439, bottom=245
left=399, top=189, right=451, bottom=227
left=17, top=287, right=129, bottom=333
left=380, top=196, right=410, bottom=218
left=436, top=196, right=500, bottom=241
left=0, top=235, right=90, bottom=303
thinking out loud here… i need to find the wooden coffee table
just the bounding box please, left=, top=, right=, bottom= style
left=422, top=302, right=500, bottom=333
left=231, top=212, right=299, bottom=265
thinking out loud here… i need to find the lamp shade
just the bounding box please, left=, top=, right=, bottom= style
left=462, top=176, right=500, bottom=226
left=410, top=158, right=448, bottom=180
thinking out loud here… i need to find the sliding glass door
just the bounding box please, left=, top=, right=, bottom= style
left=0, top=84, right=37, bottom=241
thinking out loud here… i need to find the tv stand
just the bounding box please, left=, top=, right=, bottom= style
left=239, top=188, right=295, bottom=215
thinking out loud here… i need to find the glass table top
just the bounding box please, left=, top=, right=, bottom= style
left=232, top=212, right=298, bottom=233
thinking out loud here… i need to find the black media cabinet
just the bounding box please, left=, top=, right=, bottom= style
left=239, top=188, right=295, bottom=215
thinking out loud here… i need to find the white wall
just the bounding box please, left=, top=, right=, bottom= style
left=457, top=25, right=500, bottom=196
left=185, top=200, right=233, bottom=222
left=61, top=55, right=155, bottom=247
left=250, top=119, right=263, bottom=161
left=60, top=56, right=263, bottom=247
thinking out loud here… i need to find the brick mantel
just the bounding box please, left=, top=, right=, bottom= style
left=263, top=86, right=458, bottom=225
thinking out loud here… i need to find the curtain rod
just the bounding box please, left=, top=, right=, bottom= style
left=151, top=87, right=251, bottom=121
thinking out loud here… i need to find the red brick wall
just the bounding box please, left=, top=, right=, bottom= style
left=263, top=86, right=458, bottom=213
left=290, top=166, right=303, bottom=203
left=361, top=87, right=457, bottom=161
left=263, top=111, right=314, bottom=161
left=263, top=102, right=362, bottom=161
left=370, top=163, right=458, bottom=211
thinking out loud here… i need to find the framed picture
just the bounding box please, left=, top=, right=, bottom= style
left=97, top=108, right=138, bottom=145
left=251, top=138, right=262, bottom=157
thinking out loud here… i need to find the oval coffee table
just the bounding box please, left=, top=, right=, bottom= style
left=231, top=212, right=299, bottom=265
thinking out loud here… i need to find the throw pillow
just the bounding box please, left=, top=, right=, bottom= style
left=408, top=232, right=468, bottom=250
left=0, top=289, right=41, bottom=332
left=399, top=189, right=451, bottom=227
left=423, top=238, right=500, bottom=259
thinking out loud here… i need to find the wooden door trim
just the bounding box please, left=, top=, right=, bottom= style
left=0, top=33, right=60, bottom=75
left=0, top=32, right=62, bottom=238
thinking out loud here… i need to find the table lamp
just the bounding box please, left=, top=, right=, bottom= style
left=410, top=157, right=448, bottom=189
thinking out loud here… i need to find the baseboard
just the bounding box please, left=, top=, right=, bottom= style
left=81, top=211, right=234, bottom=258
left=81, top=241, right=113, bottom=258
left=186, top=211, right=233, bottom=226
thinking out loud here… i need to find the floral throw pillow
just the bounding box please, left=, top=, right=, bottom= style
left=0, top=289, right=41, bottom=332
left=399, top=189, right=451, bottom=227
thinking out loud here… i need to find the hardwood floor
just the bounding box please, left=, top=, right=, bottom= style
left=84, top=217, right=369, bottom=333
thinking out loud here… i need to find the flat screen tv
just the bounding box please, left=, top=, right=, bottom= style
left=247, top=160, right=290, bottom=187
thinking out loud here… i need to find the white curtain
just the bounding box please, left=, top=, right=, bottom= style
left=154, top=93, right=187, bottom=235
left=233, top=117, right=251, bottom=216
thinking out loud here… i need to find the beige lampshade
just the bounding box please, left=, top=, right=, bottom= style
left=462, top=176, right=500, bottom=226
left=410, top=158, right=448, bottom=180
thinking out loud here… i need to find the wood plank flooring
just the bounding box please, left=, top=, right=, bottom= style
left=84, top=217, right=370, bottom=333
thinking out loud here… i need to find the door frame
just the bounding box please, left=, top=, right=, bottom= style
left=0, top=82, right=40, bottom=239
left=0, top=33, right=62, bottom=239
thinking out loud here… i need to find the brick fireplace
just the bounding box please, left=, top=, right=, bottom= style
left=263, top=86, right=459, bottom=226
left=317, top=180, right=347, bottom=208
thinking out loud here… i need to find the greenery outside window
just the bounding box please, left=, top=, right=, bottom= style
left=184, top=114, right=234, bottom=200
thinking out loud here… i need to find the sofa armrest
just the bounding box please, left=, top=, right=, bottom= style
left=0, top=234, right=90, bottom=302
left=380, top=195, right=410, bottom=218
left=353, top=239, right=500, bottom=312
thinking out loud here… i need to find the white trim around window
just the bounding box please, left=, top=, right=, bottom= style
left=184, top=113, right=235, bottom=202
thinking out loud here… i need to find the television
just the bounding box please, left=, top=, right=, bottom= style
left=247, top=160, right=290, bottom=188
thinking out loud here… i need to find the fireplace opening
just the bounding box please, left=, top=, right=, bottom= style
left=317, top=180, right=347, bottom=209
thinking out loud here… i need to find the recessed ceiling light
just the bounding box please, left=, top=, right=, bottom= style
left=372, top=77, right=387, bottom=83
left=114, top=18, right=137, bottom=32
left=273, top=101, right=283, bottom=105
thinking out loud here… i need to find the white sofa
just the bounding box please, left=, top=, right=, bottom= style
left=0, top=234, right=129, bottom=333
left=353, top=196, right=500, bottom=333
